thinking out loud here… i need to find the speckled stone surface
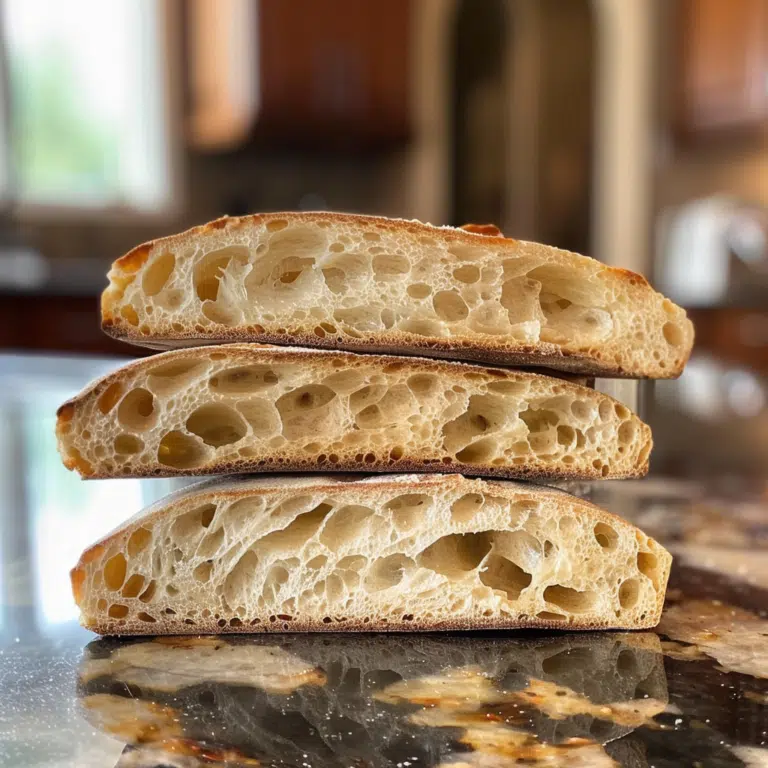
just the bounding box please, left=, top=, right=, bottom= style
left=3, top=479, right=768, bottom=768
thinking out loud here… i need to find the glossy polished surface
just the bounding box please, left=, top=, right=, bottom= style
left=1, top=355, right=768, bottom=767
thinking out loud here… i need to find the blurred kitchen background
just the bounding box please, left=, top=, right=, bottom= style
left=0, top=0, right=767, bottom=638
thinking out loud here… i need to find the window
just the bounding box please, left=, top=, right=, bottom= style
left=0, top=0, right=173, bottom=214
left=0, top=353, right=189, bottom=637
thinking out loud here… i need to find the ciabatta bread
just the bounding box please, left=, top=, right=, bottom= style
left=56, top=345, right=651, bottom=480
left=70, top=474, right=671, bottom=634
left=101, top=212, right=693, bottom=378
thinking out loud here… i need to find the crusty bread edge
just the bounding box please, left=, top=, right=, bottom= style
left=104, top=327, right=689, bottom=380
left=55, top=343, right=652, bottom=481
left=100, top=211, right=694, bottom=380
left=71, top=473, right=672, bottom=634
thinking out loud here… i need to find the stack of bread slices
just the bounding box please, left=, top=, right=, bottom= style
left=59, top=213, right=693, bottom=635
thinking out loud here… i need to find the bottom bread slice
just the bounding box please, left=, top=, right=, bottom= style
left=71, top=474, right=671, bottom=634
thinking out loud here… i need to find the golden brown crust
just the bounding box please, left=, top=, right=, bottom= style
left=55, top=344, right=652, bottom=481
left=101, top=211, right=694, bottom=379
left=81, top=614, right=662, bottom=634
left=71, top=473, right=671, bottom=634
left=103, top=326, right=660, bottom=379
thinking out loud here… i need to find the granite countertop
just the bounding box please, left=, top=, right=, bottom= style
left=0, top=355, right=767, bottom=767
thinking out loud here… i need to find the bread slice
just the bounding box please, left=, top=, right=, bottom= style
left=70, top=473, right=672, bottom=634
left=55, top=344, right=652, bottom=481
left=101, top=211, right=694, bottom=378
left=78, top=633, right=667, bottom=766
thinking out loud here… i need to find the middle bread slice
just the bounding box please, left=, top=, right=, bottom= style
left=56, top=344, right=651, bottom=480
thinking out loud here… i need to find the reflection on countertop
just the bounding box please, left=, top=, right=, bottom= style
left=1, top=354, right=768, bottom=766
left=78, top=632, right=666, bottom=768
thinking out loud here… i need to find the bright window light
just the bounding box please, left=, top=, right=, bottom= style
left=1, top=0, right=171, bottom=212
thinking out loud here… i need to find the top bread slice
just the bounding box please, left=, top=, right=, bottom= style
left=101, top=212, right=693, bottom=378
left=55, top=344, right=651, bottom=481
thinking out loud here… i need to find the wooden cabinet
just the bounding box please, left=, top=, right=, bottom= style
left=676, top=0, right=768, bottom=136
left=187, top=0, right=412, bottom=151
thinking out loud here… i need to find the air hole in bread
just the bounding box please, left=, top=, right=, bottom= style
left=418, top=532, right=492, bottom=576
left=120, top=305, right=140, bottom=326
left=194, top=247, right=250, bottom=302
left=157, top=431, right=208, bottom=469
left=322, top=369, right=365, bottom=394
left=373, top=253, right=410, bottom=279
left=127, top=528, right=152, bottom=557
left=104, top=554, right=127, bottom=591
left=380, top=308, right=396, bottom=329
left=333, top=305, right=381, bottom=332
left=486, top=380, right=529, bottom=396
left=322, top=268, right=346, bottom=294
left=320, top=505, right=375, bottom=550
left=556, top=425, right=576, bottom=447
left=385, top=494, right=432, bottom=532
left=618, top=421, right=636, bottom=446
left=236, top=399, right=282, bottom=438
left=137, top=611, right=156, bottom=623
left=500, top=277, right=542, bottom=322
left=202, top=301, right=242, bottom=326
left=543, top=584, right=596, bottom=614
left=276, top=385, right=337, bottom=440
left=449, top=243, right=485, bottom=261
left=258, top=505, right=329, bottom=554
left=108, top=604, right=129, bottom=619
left=662, top=321, right=685, bottom=347
left=223, top=550, right=260, bottom=608
left=406, top=374, right=438, bottom=398
left=277, top=257, right=314, bottom=285
left=349, top=385, right=385, bottom=413
left=520, top=407, right=558, bottom=434
left=121, top=574, right=145, bottom=598
left=456, top=437, right=498, bottom=464
left=142, top=251, right=176, bottom=296
left=114, top=434, right=144, bottom=456
left=117, top=389, right=156, bottom=431
left=453, top=264, right=480, bottom=283
left=637, top=551, right=659, bottom=589
left=433, top=290, right=469, bottom=322
left=570, top=400, right=592, bottom=421
left=365, top=554, right=414, bottom=592
left=442, top=395, right=505, bottom=452
left=480, top=554, right=532, bottom=600
left=210, top=366, right=279, bottom=394
left=398, top=318, right=446, bottom=337
left=494, top=530, right=542, bottom=574
left=193, top=561, right=213, bottom=583
left=98, top=382, right=124, bottom=415
left=196, top=527, right=224, bottom=560
left=619, top=578, right=640, bottom=610
left=186, top=404, right=247, bottom=447
left=593, top=522, right=619, bottom=550
left=247, top=227, right=324, bottom=294
left=407, top=283, right=432, bottom=299
left=450, top=493, right=485, bottom=524
left=306, top=555, right=327, bottom=570
left=148, top=360, right=206, bottom=395
left=171, top=504, right=217, bottom=544
left=356, top=405, right=385, bottom=430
